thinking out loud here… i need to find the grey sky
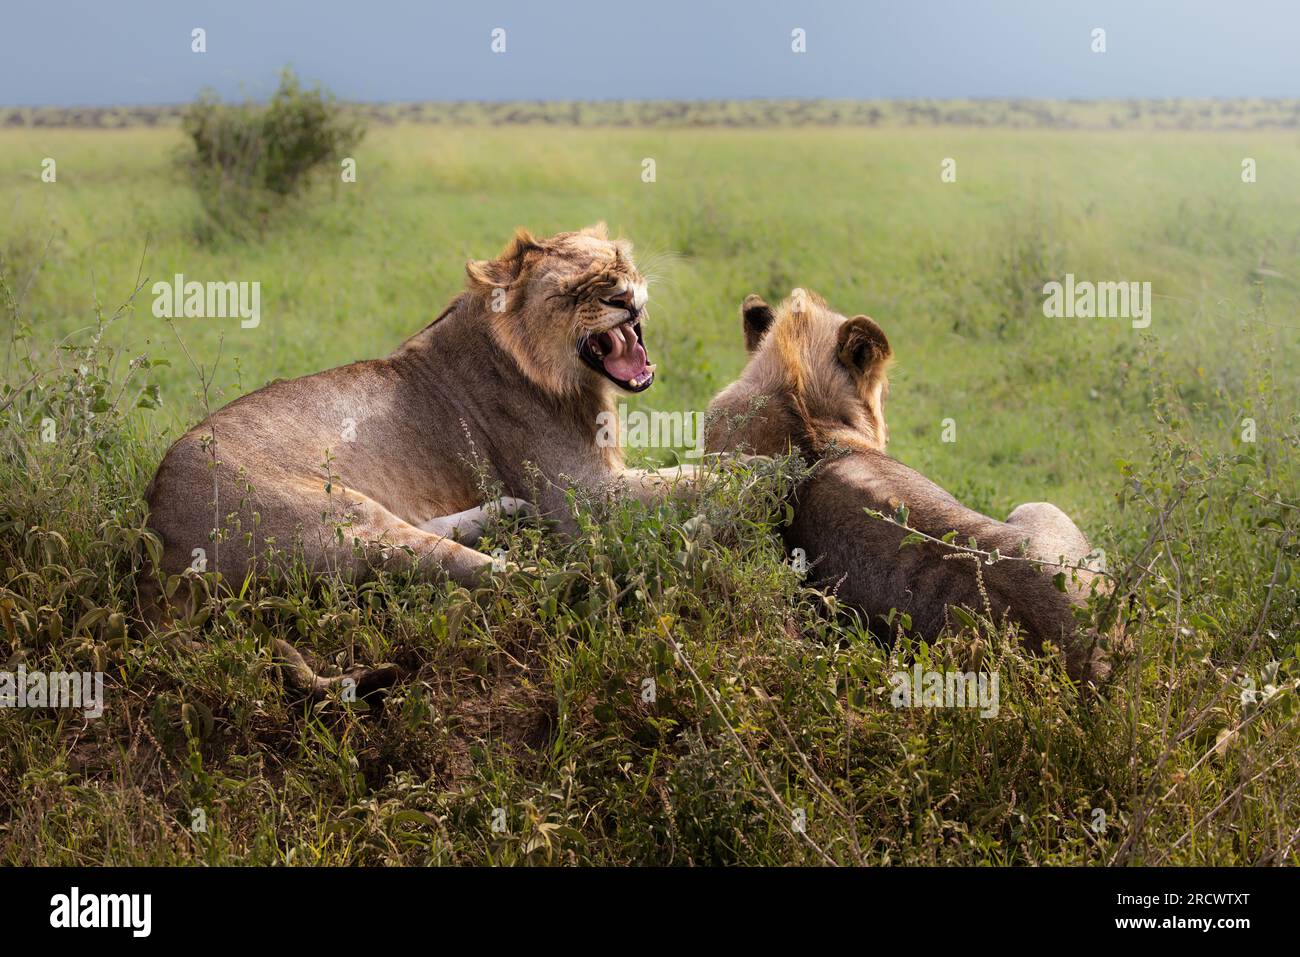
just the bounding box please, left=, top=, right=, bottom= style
left=2, top=0, right=1298, bottom=106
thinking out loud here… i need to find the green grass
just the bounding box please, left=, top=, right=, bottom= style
left=0, top=116, right=1297, bottom=864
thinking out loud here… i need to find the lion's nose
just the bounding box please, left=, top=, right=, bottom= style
left=601, top=289, right=636, bottom=312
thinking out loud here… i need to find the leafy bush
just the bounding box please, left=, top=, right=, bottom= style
left=180, top=68, right=364, bottom=234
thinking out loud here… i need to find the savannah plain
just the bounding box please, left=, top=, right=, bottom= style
left=1, top=99, right=1297, bottom=864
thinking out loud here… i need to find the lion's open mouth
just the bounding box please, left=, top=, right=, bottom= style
left=580, top=319, right=655, bottom=392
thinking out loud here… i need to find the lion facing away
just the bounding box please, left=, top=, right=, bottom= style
left=706, top=289, right=1109, bottom=683
left=142, top=224, right=697, bottom=625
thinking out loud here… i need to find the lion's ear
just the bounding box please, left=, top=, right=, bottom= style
left=581, top=221, right=609, bottom=240
left=741, top=294, right=775, bottom=352
left=466, top=228, right=543, bottom=288
left=837, top=315, right=892, bottom=376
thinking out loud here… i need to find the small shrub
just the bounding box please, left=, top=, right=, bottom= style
left=180, top=68, right=364, bottom=234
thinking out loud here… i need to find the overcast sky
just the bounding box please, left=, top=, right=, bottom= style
left=3, top=0, right=1298, bottom=106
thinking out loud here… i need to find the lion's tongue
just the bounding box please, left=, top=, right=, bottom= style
left=603, top=322, right=648, bottom=382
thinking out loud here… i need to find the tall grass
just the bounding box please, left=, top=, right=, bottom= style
left=1, top=116, right=1297, bottom=863
left=0, top=254, right=1295, bottom=864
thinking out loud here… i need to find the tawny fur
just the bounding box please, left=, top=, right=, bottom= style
left=706, top=290, right=1109, bottom=683
left=141, top=224, right=697, bottom=629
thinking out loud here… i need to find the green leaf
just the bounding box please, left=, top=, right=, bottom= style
left=950, top=606, right=979, bottom=630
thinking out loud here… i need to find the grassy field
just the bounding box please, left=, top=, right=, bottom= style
left=1, top=112, right=1298, bottom=864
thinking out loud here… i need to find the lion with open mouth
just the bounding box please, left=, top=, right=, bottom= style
left=577, top=288, right=655, bottom=391
left=141, top=224, right=696, bottom=633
